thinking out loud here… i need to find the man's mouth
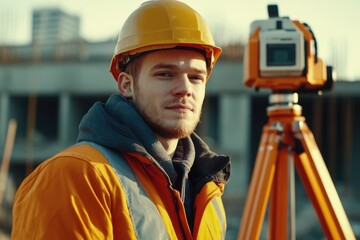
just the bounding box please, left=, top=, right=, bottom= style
left=166, top=103, right=193, bottom=112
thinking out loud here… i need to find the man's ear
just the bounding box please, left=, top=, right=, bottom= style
left=117, top=72, right=133, bottom=97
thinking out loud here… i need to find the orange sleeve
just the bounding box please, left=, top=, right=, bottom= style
left=12, top=155, right=114, bottom=240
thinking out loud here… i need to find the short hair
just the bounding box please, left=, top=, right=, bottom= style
left=123, top=54, right=144, bottom=81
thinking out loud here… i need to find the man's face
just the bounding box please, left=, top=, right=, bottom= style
left=132, top=49, right=207, bottom=140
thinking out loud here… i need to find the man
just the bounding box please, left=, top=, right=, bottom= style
left=12, top=1, right=231, bottom=239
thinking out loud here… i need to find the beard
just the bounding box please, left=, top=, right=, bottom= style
left=133, top=88, right=202, bottom=140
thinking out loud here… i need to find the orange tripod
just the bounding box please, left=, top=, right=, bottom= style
left=237, top=93, right=355, bottom=240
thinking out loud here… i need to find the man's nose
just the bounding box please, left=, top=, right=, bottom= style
left=172, top=75, right=191, bottom=97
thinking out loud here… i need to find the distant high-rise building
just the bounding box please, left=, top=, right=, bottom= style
left=32, top=8, right=80, bottom=45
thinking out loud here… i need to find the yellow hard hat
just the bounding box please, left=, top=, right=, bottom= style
left=109, top=0, right=222, bottom=80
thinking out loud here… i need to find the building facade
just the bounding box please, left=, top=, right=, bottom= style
left=32, top=8, right=80, bottom=45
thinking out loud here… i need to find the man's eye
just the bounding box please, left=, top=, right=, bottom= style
left=190, top=75, right=205, bottom=82
left=157, top=72, right=173, bottom=78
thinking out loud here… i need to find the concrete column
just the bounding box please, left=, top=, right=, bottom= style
left=58, top=93, right=70, bottom=143
left=0, top=93, right=9, bottom=146
left=219, top=93, right=251, bottom=198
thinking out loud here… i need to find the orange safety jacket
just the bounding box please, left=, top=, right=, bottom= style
left=12, top=142, right=227, bottom=239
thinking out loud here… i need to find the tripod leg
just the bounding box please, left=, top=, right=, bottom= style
left=293, top=121, right=355, bottom=240
left=238, top=123, right=281, bottom=240
left=268, top=146, right=293, bottom=239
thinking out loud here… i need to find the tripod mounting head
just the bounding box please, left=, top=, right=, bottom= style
left=267, top=93, right=302, bottom=114
left=269, top=92, right=298, bottom=105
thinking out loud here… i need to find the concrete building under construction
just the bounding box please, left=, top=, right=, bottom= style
left=0, top=7, right=360, bottom=239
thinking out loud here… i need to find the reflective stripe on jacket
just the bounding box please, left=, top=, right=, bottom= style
left=12, top=143, right=227, bottom=239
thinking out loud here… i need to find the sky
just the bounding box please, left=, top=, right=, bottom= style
left=0, top=0, right=359, bottom=80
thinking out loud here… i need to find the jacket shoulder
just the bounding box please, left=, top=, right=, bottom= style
left=16, top=143, right=119, bottom=197
left=12, top=143, right=121, bottom=239
left=55, top=143, right=109, bottom=164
